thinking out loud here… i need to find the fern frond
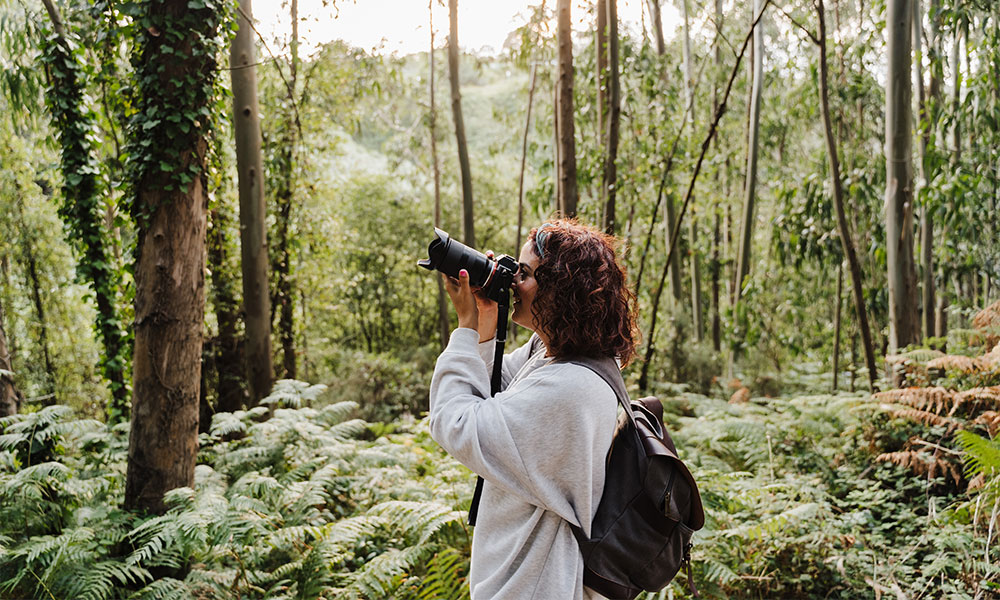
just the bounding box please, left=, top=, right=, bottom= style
left=874, top=387, right=954, bottom=414
left=972, top=411, right=1000, bottom=437
left=319, top=401, right=360, bottom=426
left=69, top=560, right=152, bottom=600
left=341, top=544, right=427, bottom=600
left=262, top=380, right=329, bottom=408
left=953, top=387, right=1000, bottom=415
left=972, top=300, right=1000, bottom=332
left=703, top=558, right=740, bottom=586
left=416, top=548, right=469, bottom=600
left=128, top=577, right=189, bottom=600
left=956, top=430, right=1000, bottom=484
left=366, top=501, right=464, bottom=544
left=328, top=419, right=369, bottom=441
left=888, top=408, right=957, bottom=429
left=927, top=355, right=979, bottom=373
left=726, top=502, right=821, bottom=540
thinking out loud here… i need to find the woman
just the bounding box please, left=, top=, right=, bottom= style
left=429, top=218, right=639, bottom=599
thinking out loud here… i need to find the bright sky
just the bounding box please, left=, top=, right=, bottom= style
left=255, top=0, right=680, bottom=58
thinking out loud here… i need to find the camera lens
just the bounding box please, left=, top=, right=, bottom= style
left=418, top=228, right=495, bottom=288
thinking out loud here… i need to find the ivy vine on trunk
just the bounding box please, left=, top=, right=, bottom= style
left=38, top=0, right=130, bottom=423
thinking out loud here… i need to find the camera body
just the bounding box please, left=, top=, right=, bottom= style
left=418, top=228, right=518, bottom=303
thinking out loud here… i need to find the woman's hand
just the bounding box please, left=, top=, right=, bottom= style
left=443, top=254, right=499, bottom=343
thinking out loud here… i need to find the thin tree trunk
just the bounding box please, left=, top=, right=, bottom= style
left=448, top=0, right=475, bottom=246
left=833, top=261, right=842, bottom=391
left=646, top=0, right=682, bottom=301
left=681, top=0, right=702, bottom=339
left=885, top=0, right=920, bottom=354
left=125, top=0, right=218, bottom=514
left=596, top=0, right=607, bottom=151
left=274, top=0, right=299, bottom=379
left=711, top=0, right=723, bottom=352
left=516, top=65, right=539, bottom=264
left=818, top=0, right=879, bottom=391
left=913, top=0, right=934, bottom=341
left=602, top=0, right=621, bottom=234
left=430, top=1, right=449, bottom=351
left=0, top=299, right=21, bottom=417
left=556, top=0, right=578, bottom=216
left=208, top=203, right=244, bottom=414
left=231, top=0, right=273, bottom=403
left=733, top=0, right=765, bottom=352
left=14, top=200, right=57, bottom=402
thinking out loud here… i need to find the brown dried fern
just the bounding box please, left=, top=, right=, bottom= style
left=874, top=387, right=955, bottom=414
left=951, top=386, right=1000, bottom=416
left=972, top=300, right=1000, bottom=331
left=972, top=411, right=1000, bottom=437
left=927, top=355, right=979, bottom=373
left=888, top=408, right=957, bottom=429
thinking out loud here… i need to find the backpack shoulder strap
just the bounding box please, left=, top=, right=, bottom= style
left=557, top=355, right=636, bottom=422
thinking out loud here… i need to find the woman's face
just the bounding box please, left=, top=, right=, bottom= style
left=512, top=240, right=540, bottom=330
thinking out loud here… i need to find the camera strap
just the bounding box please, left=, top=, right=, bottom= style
left=468, top=288, right=510, bottom=526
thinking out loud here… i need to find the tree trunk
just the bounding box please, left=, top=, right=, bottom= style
left=448, top=0, right=475, bottom=247
left=208, top=203, right=245, bottom=414
left=833, top=261, right=842, bottom=391
left=231, top=0, right=273, bottom=403
left=556, top=0, right=578, bottom=216
left=429, top=1, right=449, bottom=351
left=733, top=0, right=764, bottom=344
left=14, top=200, right=57, bottom=402
left=710, top=0, right=723, bottom=352
left=680, top=0, right=702, bottom=339
left=818, top=0, right=879, bottom=391
left=913, top=0, right=935, bottom=341
left=596, top=0, right=607, bottom=150
left=0, top=299, right=21, bottom=417
left=646, top=0, right=682, bottom=301
left=125, top=0, right=219, bottom=514
left=40, top=0, right=129, bottom=419
left=885, top=0, right=920, bottom=354
left=273, top=0, right=299, bottom=380
left=602, top=0, right=621, bottom=234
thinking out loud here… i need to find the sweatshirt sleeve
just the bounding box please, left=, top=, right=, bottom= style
left=430, top=328, right=617, bottom=527
left=476, top=331, right=540, bottom=392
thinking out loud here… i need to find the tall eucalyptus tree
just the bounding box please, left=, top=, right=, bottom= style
left=885, top=0, right=919, bottom=353
left=555, top=0, right=578, bottom=216
left=231, top=0, right=273, bottom=403
left=124, top=0, right=226, bottom=514
left=448, top=0, right=475, bottom=246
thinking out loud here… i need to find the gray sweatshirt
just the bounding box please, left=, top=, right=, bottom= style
left=429, top=328, right=616, bottom=599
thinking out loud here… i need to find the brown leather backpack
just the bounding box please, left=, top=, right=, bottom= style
left=562, top=356, right=705, bottom=600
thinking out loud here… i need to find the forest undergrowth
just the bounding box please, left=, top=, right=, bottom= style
left=2, top=302, right=1000, bottom=599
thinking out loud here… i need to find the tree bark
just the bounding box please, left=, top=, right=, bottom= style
left=916, top=0, right=936, bottom=341
left=602, top=0, right=621, bottom=234
left=646, top=0, right=682, bottom=301
left=273, top=0, right=299, bottom=379
left=448, top=0, right=475, bottom=247
left=231, top=0, right=273, bottom=403
left=125, top=0, right=216, bottom=514
left=207, top=203, right=244, bottom=414
left=556, top=0, right=578, bottom=216
left=681, top=0, right=703, bottom=339
left=833, top=261, right=842, bottom=391
left=710, top=0, right=723, bottom=352
left=430, top=1, right=449, bottom=351
left=14, top=200, right=57, bottom=402
left=0, top=298, right=21, bottom=417
left=733, top=0, right=764, bottom=346
left=818, top=0, right=879, bottom=391
left=596, top=0, right=607, bottom=150
left=885, top=0, right=920, bottom=354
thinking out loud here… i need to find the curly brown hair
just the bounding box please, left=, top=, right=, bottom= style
left=529, top=219, right=639, bottom=367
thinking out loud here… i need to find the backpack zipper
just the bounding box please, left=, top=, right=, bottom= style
left=662, top=468, right=676, bottom=515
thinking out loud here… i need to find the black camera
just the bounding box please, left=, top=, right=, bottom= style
left=418, top=228, right=518, bottom=303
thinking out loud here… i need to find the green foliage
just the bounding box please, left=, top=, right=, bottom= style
left=36, top=20, right=131, bottom=421
left=0, top=380, right=474, bottom=599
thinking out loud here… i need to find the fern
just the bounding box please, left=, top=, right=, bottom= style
left=366, top=501, right=464, bottom=545
left=340, top=544, right=427, bottom=600
left=416, top=548, right=469, bottom=600
left=128, top=577, right=189, bottom=600
left=957, top=430, right=1000, bottom=487
left=262, top=380, right=329, bottom=408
